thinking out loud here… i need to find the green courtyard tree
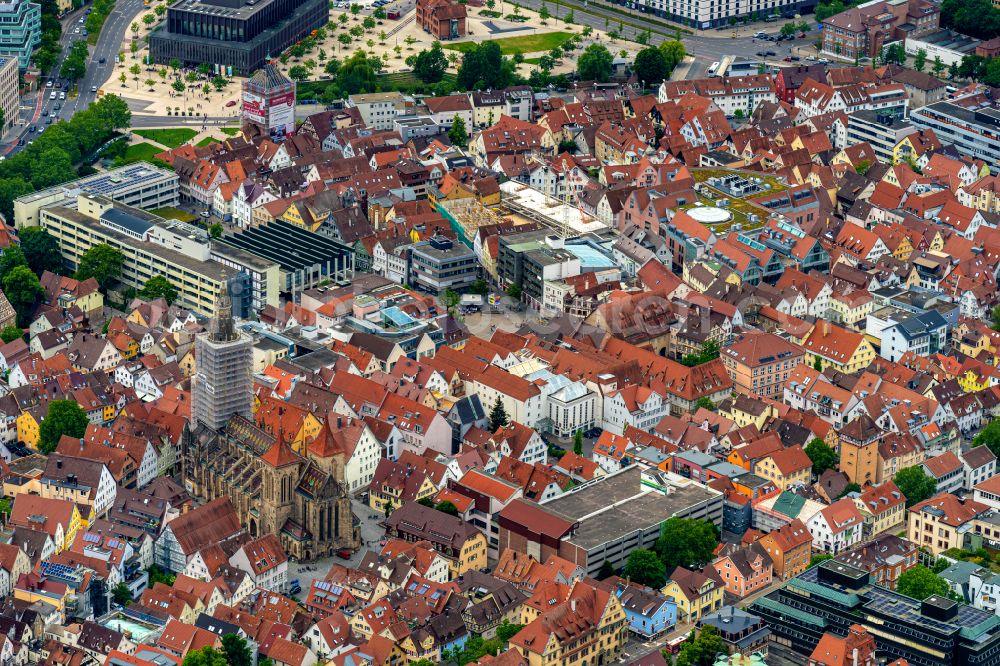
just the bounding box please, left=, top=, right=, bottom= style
left=805, top=437, right=838, bottom=476
left=182, top=647, right=228, bottom=666
left=220, top=634, right=254, bottom=666
left=914, top=48, right=927, bottom=72
left=655, top=517, right=718, bottom=571
left=495, top=620, right=524, bottom=643
left=623, top=548, right=667, bottom=588
left=75, top=244, right=124, bottom=291
left=676, top=625, right=728, bottom=666
left=448, top=114, right=469, bottom=147
left=577, top=43, right=613, bottom=82
left=598, top=560, right=616, bottom=579
left=974, top=418, right=1000, bottom=458
left=895, top=465, right=937, bottom=507
left=0, top=245, right=27, bottom=285
left=39, top=399, right=89, bottom=454
left=435, top=500, right=459, bottom=515
left=896, top=564, right=949, bottom=600
left=3, top=266, right=43, bottom=327
left=0, top=325, right=22, bottom=343
left=138, top=276, right=179, bottom=304
left=695, top=397, right=717, bottom=412
left=489, top=396, right=509, bottom=431
left=112, top=582, right=133, bottom=606
left=573, top=429, right=583, bottom=455
left=14, top=227, right=62, bottom=277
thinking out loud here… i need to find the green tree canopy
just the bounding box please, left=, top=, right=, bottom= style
left=489, top=396, right=509, bottom=431
left=413, top=41, right=449, bottom=83
left=75, top=244, right=124, bottom=290
left=805, top=437, right=838, bottom=476
left=496, top=620, right=524, bottom=644
left=182, top=647, right=229, bottom=666
left=220, top=634, right=254, bottom=666
left=18, top=227, right=64, bottom=275
left=3, top=266, right=43, bottom=327
left=655, top=517, right=719, bottom=572
left=975, top=419, right=1000, bottom=458
left=914, top=48, right=927, bottom=72
left=896, top=564, right=950, bottom=600
left=632, top=46, right=668, bottom=86
left=38, top=399, right=89, bottom=454
left=598, top=559, right=616, bottom=579
left=895, top=465, right=937, bottom=507
left=138, top=275, right=179, bottom=305
left=694, top=397, right=717, bottom=412
left=0, top=245, right=27, bottom=285
left=0, top=325, right=22, bottom=343
left=676, top=625, right=728, bottom=666
left=448, top=115, right=469, bottom=148
left=573, top=429, right=583, bottom=455
left=112, top=582, right=132, bottom=606
left=623, top=549, right=667, bottom=588
left=435, top=500, right=459, bottom=516
left=941, top=0, right=1000, bottom=41
left=659, top=40, right=686, bottom=72
left=338, top=50, right=378, bottom=95
left=681, top=341, right=720, bottom=367
left=578, top=43, right=613, bottom=82
left=457, top=41, right=518, bottom=90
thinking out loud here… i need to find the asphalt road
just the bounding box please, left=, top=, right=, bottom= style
left=2, top=0, right=145, bottom=156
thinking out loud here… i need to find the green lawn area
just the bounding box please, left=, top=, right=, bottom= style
left=196, top=136, right=223, bottom=147
left=133, top=128, right=199, bottom=149
left=220, top=127, right=242, bottom=136
left=444, top=32, right=574, bottom=55
left=149, top=206, right=197, bottom=223
left=112, top=142, right=166, bottom=167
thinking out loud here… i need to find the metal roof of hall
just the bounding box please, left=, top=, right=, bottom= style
left=220, top=220, right=352, bottom=271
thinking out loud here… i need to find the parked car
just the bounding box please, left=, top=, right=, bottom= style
left=28, top=125, right=35, bottom=133
left=336, top=549, right=352, bottom=559
left=766, top=50, right=777, bottom=56
left=46, top=80, right=53, bottom=88
left=225, top=100, right=237, bottom=107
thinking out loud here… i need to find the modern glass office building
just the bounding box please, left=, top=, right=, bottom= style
left=0, top=0, right=40, bottom=69
left=149, top=0, right=326, bottom=75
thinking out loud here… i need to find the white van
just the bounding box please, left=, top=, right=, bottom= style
left=707, top=62, right=720, bottom=76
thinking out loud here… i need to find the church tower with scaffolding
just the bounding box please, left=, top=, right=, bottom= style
left=192, top=280, right=252, bottom=431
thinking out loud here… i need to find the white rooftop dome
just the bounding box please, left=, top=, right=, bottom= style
left=686, top=206, right=732, bottom=224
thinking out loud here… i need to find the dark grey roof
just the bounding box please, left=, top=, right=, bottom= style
left=892, top=310, right=948, bottom=340
left=701, top=606, right=764, bottom=634
left=100, top=208, right=154, bottom=236
left=247, top=63, right=293, bottom=91
left=449, top=394, right=485, bottom=425
left=194, top=612, right=241, bottom=637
